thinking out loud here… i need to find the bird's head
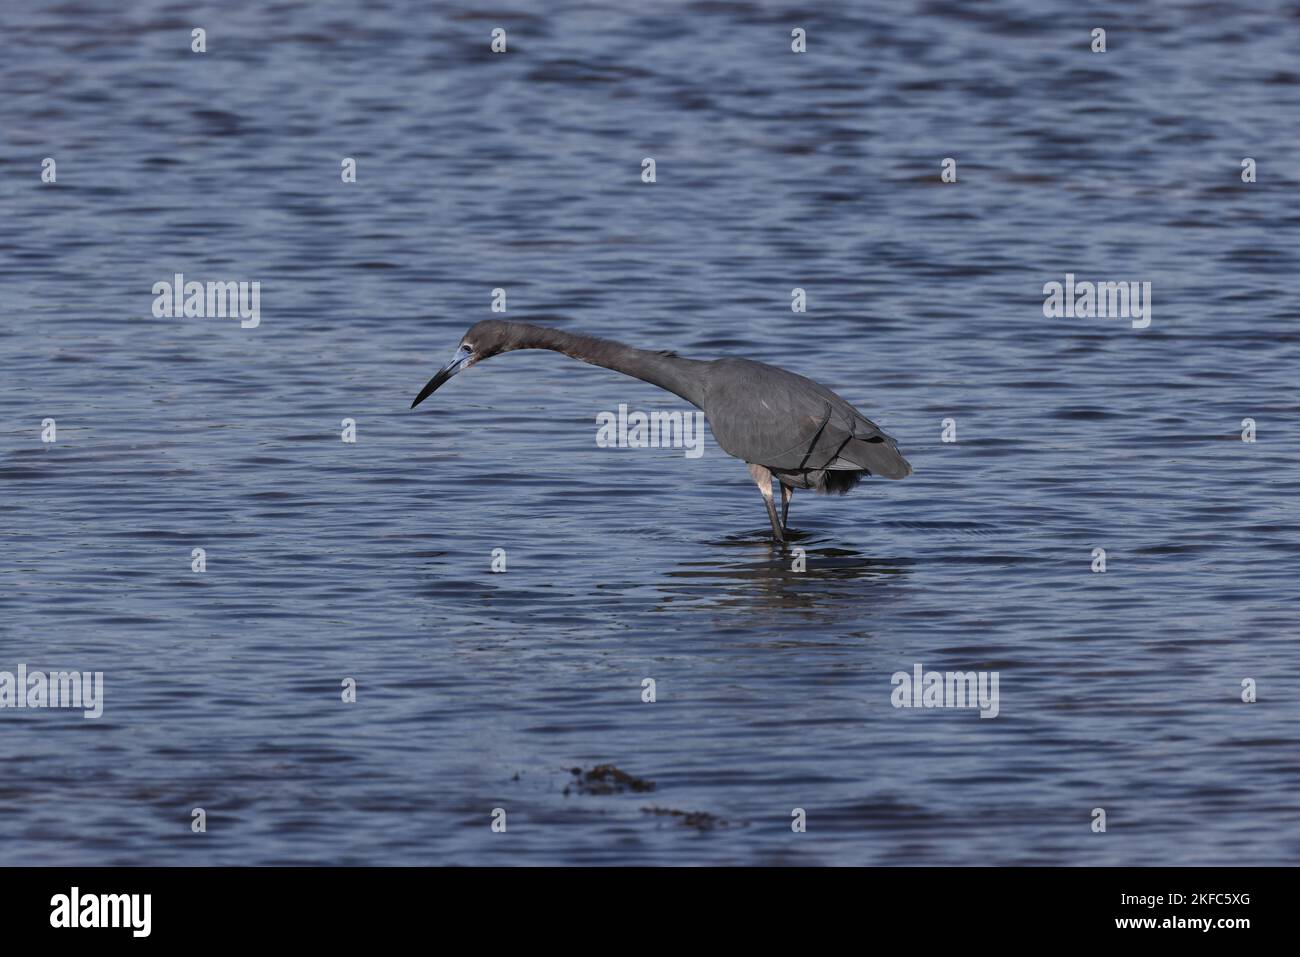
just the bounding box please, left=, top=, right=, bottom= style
left=410, top=320, right=520, bottom=408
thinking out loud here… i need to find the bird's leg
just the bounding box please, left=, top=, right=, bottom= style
left=779, top=482, right=792, bottom=531
left=747, top=463, right=785, bottom=544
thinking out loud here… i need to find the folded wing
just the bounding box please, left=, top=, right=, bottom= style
left=703, top=359, right=912, bottom=479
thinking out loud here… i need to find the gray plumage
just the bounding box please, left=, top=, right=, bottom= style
left=410, top=320, right=912, bottom=543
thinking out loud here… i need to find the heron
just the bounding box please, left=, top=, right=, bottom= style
left=410, top=320, right=912, bottom=543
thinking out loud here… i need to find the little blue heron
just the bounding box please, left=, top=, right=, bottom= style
left=410, top=320, right=912, bottom=543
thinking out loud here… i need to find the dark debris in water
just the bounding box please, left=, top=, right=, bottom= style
left=564, top=764, right=656, bottom=796
left=641, top=807, right=739, bottom=831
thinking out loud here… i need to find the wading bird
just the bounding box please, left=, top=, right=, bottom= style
left=410, top=321, right=911, bottom=543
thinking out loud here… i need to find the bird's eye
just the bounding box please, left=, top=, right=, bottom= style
left=461, top=343, right=473, bottom=353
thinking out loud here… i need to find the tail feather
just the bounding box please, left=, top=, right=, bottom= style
left=837, top=434, right=912, bottom=479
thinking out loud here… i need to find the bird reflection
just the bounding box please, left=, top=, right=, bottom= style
left=658, top=532, right=911, bottom=621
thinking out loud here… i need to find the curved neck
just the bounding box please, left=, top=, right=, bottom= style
left=503, top=323, right=709, bottom=409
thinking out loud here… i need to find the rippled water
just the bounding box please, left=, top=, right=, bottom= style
left=2, top=1, right=1299, bottom=865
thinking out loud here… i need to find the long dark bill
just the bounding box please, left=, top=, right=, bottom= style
left=410, top=345, right=472, bottom=409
